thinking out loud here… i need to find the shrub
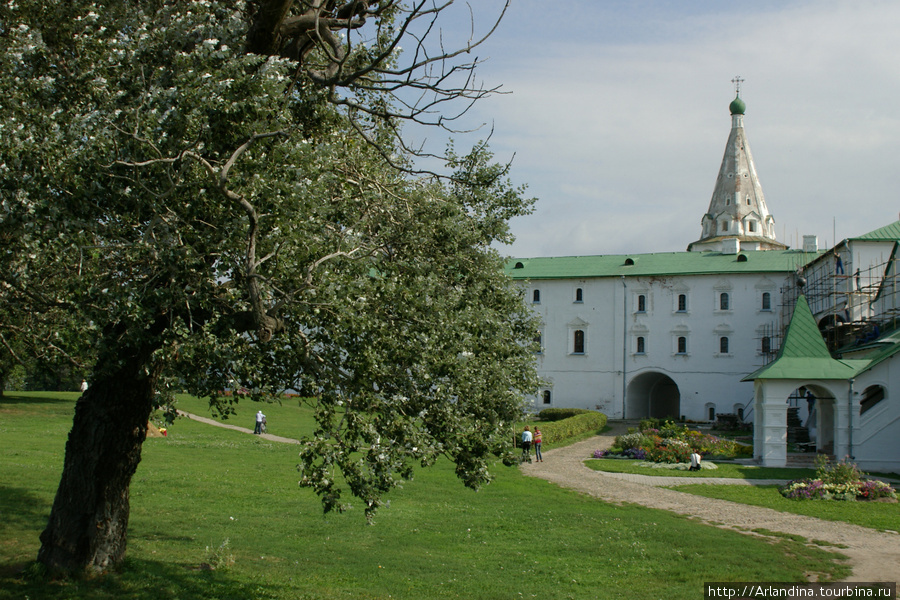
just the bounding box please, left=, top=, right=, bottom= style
left=779, top=457, right=897, bottom=501
left=816, top=455, right=861, bottom=486
left=638, top=418, right=660, bottom=432
left=538, top=411, right=606, bottom=445
left=538, top=408, right=592, bottom=422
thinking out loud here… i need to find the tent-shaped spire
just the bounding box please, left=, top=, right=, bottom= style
left=688, top=86, right=787, bottom=252
left=743, top=296, right=865, bottom=381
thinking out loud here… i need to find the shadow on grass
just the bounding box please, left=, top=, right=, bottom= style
left=0, top=486, right=51, bottom=541
left=0, top=393, right=76, bottom=406
left=1, top=557, right=285, bottom=600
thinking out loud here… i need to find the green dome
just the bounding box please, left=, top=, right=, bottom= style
left=729, top=95, right=746, bottom=115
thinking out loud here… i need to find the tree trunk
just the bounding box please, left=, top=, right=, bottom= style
left=37, top=343, right=161, bottom=575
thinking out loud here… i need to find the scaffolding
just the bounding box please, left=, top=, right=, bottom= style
left=774, top=251, right=900, bottom=354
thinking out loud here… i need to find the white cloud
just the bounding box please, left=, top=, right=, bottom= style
left=455, top=0, right=900, bottom=257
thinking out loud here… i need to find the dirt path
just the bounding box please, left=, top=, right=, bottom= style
left=520, top=422, right=900, bottom=584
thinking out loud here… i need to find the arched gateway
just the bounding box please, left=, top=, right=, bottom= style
left=626, top=372, right=680, bottom=420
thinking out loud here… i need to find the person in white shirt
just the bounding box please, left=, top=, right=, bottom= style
left=254, top=410, right=266, bottom=435
left=689, top=452, right=702, bottom=471
left=521, top=426, right=533, bottom=461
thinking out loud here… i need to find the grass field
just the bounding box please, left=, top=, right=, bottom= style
left=585, top=458, right=817, bottom=480
left=669, top=484, right=900, bottom=533
left=1, top=392, right=852, bottom=599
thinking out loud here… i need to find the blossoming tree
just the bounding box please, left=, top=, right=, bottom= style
left=0, top=0, right=539, bottom=575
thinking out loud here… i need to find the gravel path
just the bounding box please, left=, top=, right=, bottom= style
left=520, top=422, right=900, bottom=584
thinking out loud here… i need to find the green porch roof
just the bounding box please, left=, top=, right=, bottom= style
left=853, top=219, right=900, bottom=242
left=506, top=249, right=820, bottom=280
left=743, top=296, right=868, bottom=381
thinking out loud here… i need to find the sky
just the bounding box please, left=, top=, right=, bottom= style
left=414, top=0, right=900, bottom=258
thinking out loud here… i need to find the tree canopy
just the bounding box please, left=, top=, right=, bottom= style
left=0, top=0, right=539, bottom=575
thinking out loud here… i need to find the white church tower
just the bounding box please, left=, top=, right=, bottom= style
left=688, top=79, right=787, bottom=252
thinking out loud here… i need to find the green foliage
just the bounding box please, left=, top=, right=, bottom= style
left=0, top=0, right=541, bottom=535
left=815, top=455, right=862, bottom=486
left=537, top=407, right=592, bottom=422
left=535, top=411, right=606, bottom=445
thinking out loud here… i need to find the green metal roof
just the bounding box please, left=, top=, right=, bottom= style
left=853, top=219, right=900, bottom=242
left=506, top=249, right=820, bottom=280
left=743, top=296, right=867, bottom=381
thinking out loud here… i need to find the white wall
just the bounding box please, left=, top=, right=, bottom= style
left=526, top=271, right=790, bottom=421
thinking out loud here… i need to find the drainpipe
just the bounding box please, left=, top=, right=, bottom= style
left=848, top=378, right=855, bottom=459
left=622, top=276, right=627, bottom=420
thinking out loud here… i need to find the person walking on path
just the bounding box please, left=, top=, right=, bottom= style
left=521, top=426, right=533, bottom=462
left=254, top=410, right=266, bottom=435
left=533, top=428, right=543, bottom=462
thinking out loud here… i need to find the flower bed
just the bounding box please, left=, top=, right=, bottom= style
left=594, top=420, right=741, bottom=464
left=779, top=456, right=897, bottom=501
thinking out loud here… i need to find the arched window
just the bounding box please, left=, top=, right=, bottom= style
left=677, top=294, right=687, bottom=312
left=677, top=336, right=687, bottom=354
left=762, top=292, right=771, bottom=311
left=719, top=292, right=730, bottom=311
left=573, top=330, right=585, bottom=354
left=720, top=337, right=729, bottom=354
left=637, top=294, right=646, bottom=313
left=575, top=288, right=583, bottom=303
left=636, top=336, right=645, bottom=354
left=860, top=385, right=886, bottom=415
left=542, top=390, right=552, bottom=405
left=532, top=289, right=540, bottom=303
left=534, top=333, right=542, bottom=354
left=708, top=406, right=716, bottom=421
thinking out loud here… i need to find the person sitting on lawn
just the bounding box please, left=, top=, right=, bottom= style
left=689, top=452, right=702, bottom=471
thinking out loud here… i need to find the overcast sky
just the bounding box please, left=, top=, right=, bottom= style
left=419, top=0, right=900, bottom=258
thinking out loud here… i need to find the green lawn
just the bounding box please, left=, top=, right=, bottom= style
left=669, top=484, right=900, bottom=533
left=1, top=392, right=851, bottom=599
left=585, top=458, right=817, bottom=480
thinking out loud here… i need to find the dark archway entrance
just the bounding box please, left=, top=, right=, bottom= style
left=626, top=372, right=681, bottom=420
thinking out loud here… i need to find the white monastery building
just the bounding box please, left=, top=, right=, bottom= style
left=507, top=91, right=900, bottom=471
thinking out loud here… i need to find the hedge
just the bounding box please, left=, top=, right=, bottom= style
left=520, top=411, right=607, bottom=447
left=537, top=407, right=592, bottom=422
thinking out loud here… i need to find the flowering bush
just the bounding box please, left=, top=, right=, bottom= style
left=596, top=421, right=741, bottom=463
left=779, top=457, right=897, bottom=501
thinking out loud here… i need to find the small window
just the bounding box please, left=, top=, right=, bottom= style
left=534, top=333, right=542, bottom=354
left=636, top=336, right=645, bottom=354
left=748, top=221, right=756, bottom=233
left=677, top=336, right=687, bottom=354
left=761, top=292, right=771, bottom=311
left=573, top=330, right=585, bottom=354
left=719, top=292, right=730, bottom=311
left=761, top=336, right=772, bottom=354
left=542, top=390, right=552, bottom=405
left=860, top=385, right=885, bottom=415
left=721, top=221, right=728, bottom=232
left=737, top=407, right=744, bottom=420
left=637, top=294, right=646, bottom=313
left=575, top=288, right=583, bottom=303
left=532, top=289, right=541, bottom=303
left=708, top=406, right=716, bottom=421
left=677, top=294, right=687, bottom=312
left=720, top=337, right=729, bottom=354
